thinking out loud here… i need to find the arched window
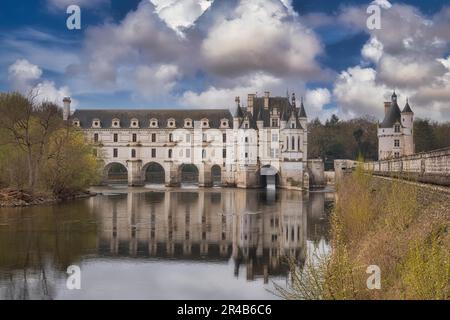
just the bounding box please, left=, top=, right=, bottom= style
left=202, top=149, right=206, bottom=159
left=286, top=136, right=289, bottom=150
left=168, top=149, right=173, bottom=158
left=292, top=136, right=295, bottom=150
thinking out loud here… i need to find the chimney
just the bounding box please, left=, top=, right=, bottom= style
left=63, top=97, right=71, bottom=121
left=247, top=93, right=255, bottom=115
left=384, top=102, right=391, bottom=115
left=264, top=91, right=270, bottom=109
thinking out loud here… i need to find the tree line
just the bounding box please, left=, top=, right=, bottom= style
left=308, top=115, right=450, bottom=166
left=0, top=92, right=101, bottom=197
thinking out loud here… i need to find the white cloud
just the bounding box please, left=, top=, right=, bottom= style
left=179, top=72, right=286, bottom=109
left=305, top=88, right=332, bottom=120
left=333, top=66, right=390, bottom=119
left=7, top=59, right=76, bottom=107
left=201, top=0, right=323, bottom=78
left=134, top=64, right=181, bottom=100
left=149, top=0, right=214, bottom=35
left=371, top=0, right=392, bottom=10
left=8, top=59, right=43, bottom=90
left=362, top=37, right=384, bottom=63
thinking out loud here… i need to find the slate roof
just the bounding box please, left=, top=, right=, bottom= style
left=402, top=100, right=413, bottom=113
left=71, top=109, right=233, bottom=129
left=380, top=101, right=402, bottom=128
left=238, top=96, right=305, bottom=129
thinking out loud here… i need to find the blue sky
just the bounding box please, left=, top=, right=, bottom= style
left=1, top=0, right=449, bottom=121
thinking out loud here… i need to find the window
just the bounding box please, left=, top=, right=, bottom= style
left=202, top=133, right=207, bottom=142
left=113, top=133, right=118, bottom=142
left=272, top=133, right=278, bottom=142
left=394, top=152, right=400, bottom=158
left=130, top=118, right=139, bottom=128
left=291, top=123, right=295, bottom=129
left=394, top=139, right=400, bottom=147
left=245, top=152, right=248, bottom=158
left=271, top=118, right=278, bottom=127
left=167, top=119, right=175, bottom=128
left=286, top=137, right=289, bottom=150
left=186, top=134, right=191, bottom=143
left=202, top=149, right=206, bottom=159
left=169, top=133, right=173, bottom=142
left=223, top=149, right=226, bottom=158
left=245, top=137, right=249, bottom=143
left=244, top=122, right=249, bottom=129
left=149, top=118, right=158, bottom=128
left=112, top=119, right=120, bottom=128
left=151, top=133, right=156, bottom=142
left=94, top=133, right=98, bottom=142
left=113, top=148, right=118, bottom=158
left=186, top=149, right=190, bottom=158
left=132, top=134, right=137, bottom=143
left=184, top=119, right=192, bottom=128
left=151, top=149, right=156, bottom=158
left=131, top=149, right=136, bottom=158
left=292, top=136, right=295, bottom=150
left=394, top=124, right=400, bottom=133
left=223, top=133, right=226, bottom=143
left=168, top=149, right=172, bottom=158
left=298, top=136, right=301, bottom=150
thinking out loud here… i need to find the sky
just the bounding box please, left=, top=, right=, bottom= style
left=0, top=0, right=449, bottom=122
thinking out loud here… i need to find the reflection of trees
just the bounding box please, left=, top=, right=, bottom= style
left=0, top=200, right=97, bottom=300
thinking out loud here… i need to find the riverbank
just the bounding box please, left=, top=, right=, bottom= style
left=0, top=188, right=96, bottom=207
left=279, top=167, right=449, bottom=300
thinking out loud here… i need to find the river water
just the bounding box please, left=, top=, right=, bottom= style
left=0, top=187, right=333, bottom=300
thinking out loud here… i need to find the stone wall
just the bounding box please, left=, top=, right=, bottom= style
left=363, top=147, right=450, bottom=186
left=307, top=159, right=325, bottom=189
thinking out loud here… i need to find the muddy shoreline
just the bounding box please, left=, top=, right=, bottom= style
left=0, top=188, right=97, bottom=208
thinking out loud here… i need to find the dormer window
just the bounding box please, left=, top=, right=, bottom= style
left=394, top=124, right=400, bottom=133
left=130, top=118, right=139, bottom=128
left=243, top=121, right=249, bottom=129
left=92, top=119, right=101, bottom=128
left=184, top=119, right=193, bottom=128
left=291, top=122, right=295, bottom=129
left=149, top=118, right=158, bottom=128
left=72, top=118, right=80, bottom=127
left=167, top=118, right=176, bottom=128
left=201, top=118, right=210, bottom=128
left=220, top=119, right=229, bottom=128
left=271, top=118, right=279, bottom=127
left=112, top=118, right=120, bottom=128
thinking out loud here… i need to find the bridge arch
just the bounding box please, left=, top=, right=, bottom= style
left=259, top=165, right=280, bottom=189
left=211, top=164, right=222, bottom=187
left=142, top=162, right=165, bottom=185
left=104, top=162, right=128, bottom=185
left=179, top=164, right=199, bottom=186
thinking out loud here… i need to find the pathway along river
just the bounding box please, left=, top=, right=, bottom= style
left=0, top=187, right=333, bottom=300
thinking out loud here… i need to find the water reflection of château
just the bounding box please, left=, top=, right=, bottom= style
left=93, top=189, right=310, bottom=283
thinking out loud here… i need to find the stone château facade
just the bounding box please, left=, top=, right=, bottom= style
left=378, top=91, right=414, bottom=160
left=65, top=91, right=309, bottom=190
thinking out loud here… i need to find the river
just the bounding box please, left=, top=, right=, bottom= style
left=0, top=187, right=333, bottom=300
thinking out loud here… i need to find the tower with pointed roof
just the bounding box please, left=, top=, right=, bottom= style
left=378, top=91, right=415, bottom=160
